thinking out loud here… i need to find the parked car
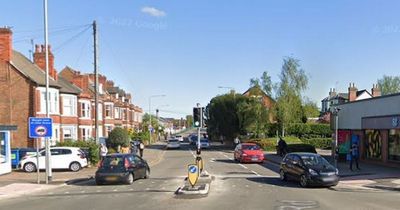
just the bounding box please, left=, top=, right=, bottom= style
left=95, top=153, right=150, bottom=185
left=279, top=153, right=339, bottom=188
left=19, top=147, right=88, bottom=172
left=166, top=139, right=181, bottom=149
left=11, top=148, right=36, bottom=168
left=196, top=138, right=210, bottom=149
left=175, top=135, right=184, bottom=142
left=234, top=143, right=265, bottom=163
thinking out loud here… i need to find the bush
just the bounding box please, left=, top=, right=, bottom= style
left=56, top=139, right=99, bottom=164
left=107, top=127, right=130, bottom=149
left=243, top=136, right=302, bottom=151
left=300, top=138, right=332, bottom=149
left=286, top=123, right=331, bottom=138
left=286, top=144, right=317, bottom=153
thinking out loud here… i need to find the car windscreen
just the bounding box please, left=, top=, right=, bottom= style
left=242, top=145, right=261, bottom=150
left=102, top=156, right=125, bottom=168
left=300, top=155, right=330, bottom=166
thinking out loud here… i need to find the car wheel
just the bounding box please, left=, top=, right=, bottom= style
left=144, top=169, right=150, bottom=179
left=24, top=162, right=36, bottom=173
left=126, top=173, right=134, bottom=184
left=300, top=175, right=308, bottom=188
left=95, top=179, right=103, bottom=185
left=69, top=162, right=81, bottom=172
left=279, top=170, right=287, bottom=181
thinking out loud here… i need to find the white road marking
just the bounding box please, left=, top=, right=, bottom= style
left=251, top=170, right=261, bottom=176
left=210, top=158, right=215, bottom=162
left=96, top=190, right=101, bottom=193
left=113, top=189, right=118, bottom=192
left=65, top=192, right=70, bottom=194
left=238, top=164, right=248, bottom=169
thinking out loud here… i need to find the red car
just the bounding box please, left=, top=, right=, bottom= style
left=234, top=143, right=265, bottom=163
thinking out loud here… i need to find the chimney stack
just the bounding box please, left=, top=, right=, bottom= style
left=348, top=83, right=358, bottom=102
left=371, top=84, right=381, bottom=97
left=0, top=27, right=13, bottom=62
left=33, top=44, right=58, bottom=80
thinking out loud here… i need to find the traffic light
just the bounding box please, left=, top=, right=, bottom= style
left=193, top=107, right=201, bottom=127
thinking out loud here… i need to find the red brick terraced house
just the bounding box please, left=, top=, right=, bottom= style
left=0, top=27, right=143, bottom=148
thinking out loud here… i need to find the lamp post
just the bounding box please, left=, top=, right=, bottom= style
left=332, top=107, right=341, bottom=168
left=148, top=95, right=166, bottom=144
left=156, top=104, right=169, bottom=141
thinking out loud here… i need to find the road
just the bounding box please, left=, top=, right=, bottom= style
left=0, top=142, right=399, bottom=210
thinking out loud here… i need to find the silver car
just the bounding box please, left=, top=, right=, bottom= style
left=166, top=139, right=180, bottom=149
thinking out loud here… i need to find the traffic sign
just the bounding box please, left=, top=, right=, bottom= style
left=29, top=117, right=53, bottom=138
left=188, top=164, right=199, bottom=187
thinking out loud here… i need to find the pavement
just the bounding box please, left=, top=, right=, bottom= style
left=0, top=141, right=166, bottom=200
left=264, top=149, right=400, bottom=192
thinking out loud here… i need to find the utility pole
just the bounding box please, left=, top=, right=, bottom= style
left=43, top=0, right=52, bottom=184
left=93, top=20, right=99, bottom=144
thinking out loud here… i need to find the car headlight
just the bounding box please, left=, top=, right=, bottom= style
left=308, top=168, right=318, bottom=176
left=242, top=153, right=248, bottom=156
left=335, top=168, right=339, bottom=175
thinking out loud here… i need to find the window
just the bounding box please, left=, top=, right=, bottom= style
left=62, top=95, right=77, bottom=116
left=106, top=126, right=113, bottom=136
left=389, top=129, right=400, bottom=161
left=60, top=149, right=72, bottom=155
left=82, top=127, right=92, bottom=140
left=63, top=126, right=77, bottom=141
left=115, top=107, right=120, bottom=119
left=98, top=104, right=103, bottom=121
left=81, top=101, right=91, bottom=118
left=365, top=130, right=382, bottom=159
left=105, top=104, right=113, bottom=118
left=0, top=132, right=6, bottom=163
left=39, top=88, right=59, bottom=114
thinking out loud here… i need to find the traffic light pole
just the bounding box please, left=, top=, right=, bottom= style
left=197, top=104, right=201, bottom=153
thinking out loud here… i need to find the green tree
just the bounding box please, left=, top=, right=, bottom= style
left=377, top=75, right=400, bottom=95
left=107, top=127, right=130, bottom=150
left=275, top=57, right=308, bottom=136
left=250, top=71, right=274, bottom=97
left=186, top=115, right=193, bottom=127
left=303, top=99, right=320, bottom=119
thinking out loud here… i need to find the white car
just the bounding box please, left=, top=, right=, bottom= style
left=196, top=139, right=210, bottom=149
left=19, top=147, right=88, bottom=172
left=166, top=139, right=181, bottom=149
left=175, top=135, right=184, bottom=142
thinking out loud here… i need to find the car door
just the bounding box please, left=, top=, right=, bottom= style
left=50, top=149, right=63, bottom=169
left=60, top=149, right=73, bottom=169
left=129, top=155, right=143, bottom=179
left=282, top=154, right=294, bottom=177
left=38, top=150, right=46, bottom=170
left=292, top=155, right=305, bottom=180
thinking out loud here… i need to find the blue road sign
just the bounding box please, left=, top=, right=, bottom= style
left=189, top=165, right=197, bottom=173
left=29, top=117, right=53, bottom=138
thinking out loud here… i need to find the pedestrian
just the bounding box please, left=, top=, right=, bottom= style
left=130, top=140, right=138, bottom=155
left=139, top=140, right=145, bottom=158
left=99, top=143, right=108, bottom=160
left=234, top=136, right=240, bottom=147
left=220, top=135, right=224, bottom=145
left=349, top=143, right=360, bottom=171
left=277, top=137, right=287, bottom=157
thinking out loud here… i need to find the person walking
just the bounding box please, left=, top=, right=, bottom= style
left=234, top=136, right=240, bottom=147
left=99, top=143, right=108, bottom=160
left=278, top=137, right=287, bottom=157
left=349, top=143, right=360, bottom=171
left=139, top=140, right=145, bottom=158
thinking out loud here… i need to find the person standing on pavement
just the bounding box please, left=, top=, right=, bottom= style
left=349, top=143, right=360, bottom=171
left=99, top=143, right=108, bottom=160
left=234, top=136, right=240, bottom=147
left=139, top=140, right=145, bottom=158
left=278, top=137, right=288, bottom=157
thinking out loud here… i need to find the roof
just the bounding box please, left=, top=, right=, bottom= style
left=243, top=85, right=275, bottom=102
left=356, top=89, right=372, bottom=97
left=58, top=76, right=81, bottom=94
left=10, top=50, right=61, bottom=88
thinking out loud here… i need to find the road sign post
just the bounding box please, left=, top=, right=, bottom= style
left=29, top=117, right=53, bottom=184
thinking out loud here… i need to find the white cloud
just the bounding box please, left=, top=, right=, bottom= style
left=141, top=7, right=166, bottom=17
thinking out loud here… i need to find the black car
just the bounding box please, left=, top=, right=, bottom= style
left=279, top=153, right=339, bottom=187
left=95, top=153, right=150, bottom=185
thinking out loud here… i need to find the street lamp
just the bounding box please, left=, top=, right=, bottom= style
left=156, top=104, right=169, bottom=141
left=332, top=107, right=341, bottom=168
left=148, top=95, right=166, bottom=144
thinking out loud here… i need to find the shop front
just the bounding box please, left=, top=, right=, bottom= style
left=362, top=115, right=400, bottom=166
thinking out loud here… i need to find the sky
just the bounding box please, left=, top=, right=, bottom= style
left=3, top=1, right=400, bottom=119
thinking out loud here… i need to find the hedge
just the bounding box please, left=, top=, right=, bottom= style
left=286, top=144, right=317, bottom=153
left=300, top=138, right=332, bottom=149
left=56, top=139, right=100, bottom=164
left=286, top=123, right=331, bottom=137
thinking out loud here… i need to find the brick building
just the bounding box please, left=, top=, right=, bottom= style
left=0, top=27, right=143, bottom=148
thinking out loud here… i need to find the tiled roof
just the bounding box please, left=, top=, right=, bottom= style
left=10, top=50, right=61, bottom=88
left=58, top=76, right=81, bottom=94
